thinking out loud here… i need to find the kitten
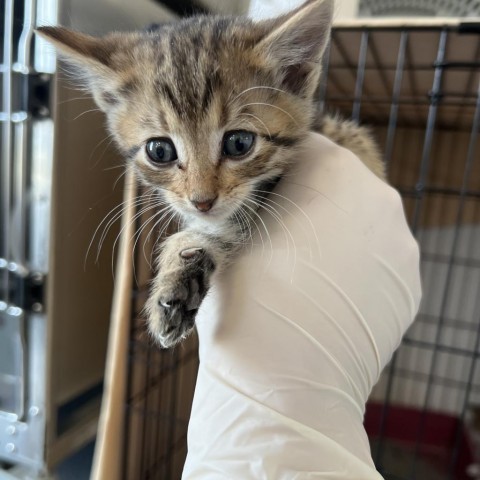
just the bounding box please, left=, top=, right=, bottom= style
left=37, top=0, right=383, bottom=348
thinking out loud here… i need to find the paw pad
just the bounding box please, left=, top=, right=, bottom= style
left=180, top=247, right=204, bottom=259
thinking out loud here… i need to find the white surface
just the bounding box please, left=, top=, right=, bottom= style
left=249, top=0, right=359, bottom=19
left=183, top=133, right=422, bottom=479
left=249, top=0, right=303, bottom=18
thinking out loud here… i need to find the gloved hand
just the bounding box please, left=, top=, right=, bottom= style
left=183, top=132, right=422, bottom=480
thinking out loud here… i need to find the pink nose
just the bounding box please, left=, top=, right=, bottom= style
left=191, top=197, right=217, bottom=212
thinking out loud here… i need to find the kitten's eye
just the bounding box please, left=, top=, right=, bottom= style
left=146, top=138, right=178, bottom=165
left=223, top=131, right=255, bottom=158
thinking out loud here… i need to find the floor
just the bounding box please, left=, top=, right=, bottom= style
left=54, top=442, right=95, bottom=480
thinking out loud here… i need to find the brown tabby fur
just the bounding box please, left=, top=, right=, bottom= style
left=37, top=0, right=384, bottom=348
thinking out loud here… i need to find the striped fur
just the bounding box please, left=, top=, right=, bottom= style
left=37, top=0, right=385, bottom=347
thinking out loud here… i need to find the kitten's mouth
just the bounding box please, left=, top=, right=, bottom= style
left=180, top=198, right=237, bottom=224
left=188, top=204, right=229, bottom=221
left=190, top=208, right=216, bottom=218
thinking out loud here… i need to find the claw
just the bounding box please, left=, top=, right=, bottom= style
left=149, top=246, right=214, bottom=348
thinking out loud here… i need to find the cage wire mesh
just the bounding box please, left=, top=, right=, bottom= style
left=359, top=0, right=480, bottom=17
left=122, top=23, right=480, bottom=480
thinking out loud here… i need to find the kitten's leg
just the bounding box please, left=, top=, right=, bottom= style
left=145, top=229, right=236, bottom=348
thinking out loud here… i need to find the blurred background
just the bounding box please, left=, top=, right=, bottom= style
left=1, top=0, right=480, bottom=479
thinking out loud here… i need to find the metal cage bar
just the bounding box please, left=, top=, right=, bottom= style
left=0, top=0, right=53, bottom=472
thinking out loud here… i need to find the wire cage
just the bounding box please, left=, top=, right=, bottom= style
left=358, top=0, right=480, bottom=17
left=121, top=20, right=480, bottom=480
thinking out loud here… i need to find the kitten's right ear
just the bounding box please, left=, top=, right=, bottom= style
left=35, top=27, right=115, bottom=73
left=35, top=27, right=122, bottom=111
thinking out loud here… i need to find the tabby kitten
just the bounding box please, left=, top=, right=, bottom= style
left=37, top=0, right=383, bottom=348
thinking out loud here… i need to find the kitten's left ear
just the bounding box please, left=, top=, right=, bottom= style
left=255, top=0, right=333, bottom=97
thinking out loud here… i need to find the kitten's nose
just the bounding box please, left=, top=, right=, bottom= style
left=191, top=196, right=217, bottom=212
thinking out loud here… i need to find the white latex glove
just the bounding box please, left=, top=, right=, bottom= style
left=182, top=132, right=422, bottom=480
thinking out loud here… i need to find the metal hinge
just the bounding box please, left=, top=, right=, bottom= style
left=0, top=259, right=46, bottom=313
left=11, top=70, right=52, bottom=118
left=28, top=72, right=52, bottom=118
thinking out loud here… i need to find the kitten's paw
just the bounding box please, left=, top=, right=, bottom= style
left=146, top=248, right=215, bottom=348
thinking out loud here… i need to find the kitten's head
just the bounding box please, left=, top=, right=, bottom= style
left=37, top=0, right=333, bottom=225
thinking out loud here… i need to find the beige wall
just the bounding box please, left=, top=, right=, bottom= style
left=199, top=0, right=250, bottom=14
left=335, top=0, right=359, bottom=18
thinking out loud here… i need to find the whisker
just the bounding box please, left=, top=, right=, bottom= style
left=234, top=198, right=265, bottom=257
left=239, top=113, right=272, bottom=138
left=97, top=190, right=156, bottom=256
left=247, top=196, right=296, bottom=275
left=89, top=135, right=117, bottom=170
left=242, top=200, right=274, bottom=268
left=252, top=190, right=321, bottom=260
left=242, top=102, right=299, bottom=126
left=58, top=95, right=91, bottom=105
left=237, top=207, right=253, bottom=244
left=104, top=199, right=156, bottom=261
left=147, top=209, right=173, bottom=246
left=238, top=118, right=259, bottom=136
left=231, top=86, right=289, bottom=104
left=110, top=195, right=161, bottom=275
left=230, top=202, right=252, bottom=248
left=104, top=189, right=156, bottom=256
left=251, top=190, right=304, bottom=261
left=130, top=202, right=170, bottom=281
left=150, top=209, right=179, bottom=267
left=233, top=202, right=256, bottom=254
left=281, top=181, right=349, bottom=215
left=113, top=165, right=135, bottom=191
left=71, top=107, right=102, bottom=121
left=238, top=197, right=268, bottom=253
left=142, top=206, right=177, bottom=270
left=103, top=164, right=128, bottom=172
left=130, top=204, right=171, bottom=276
left=84, top=190, right=154, bottom=269
left=148, top=200, right=181, bottom=248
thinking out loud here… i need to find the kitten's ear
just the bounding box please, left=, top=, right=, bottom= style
left=35, top=27, right=119, bottom=110
left=255, top=0, right=333, bottom=97
left=35, top=27, right=115, bottom=71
